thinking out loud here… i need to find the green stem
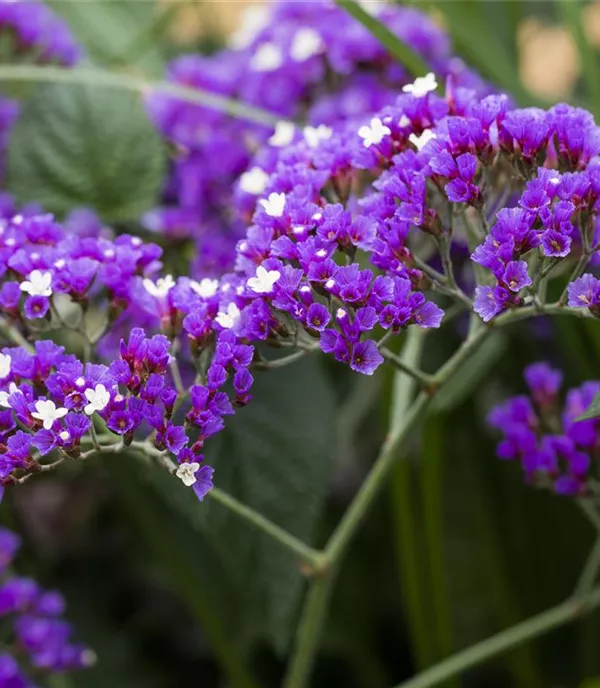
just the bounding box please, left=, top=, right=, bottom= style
left=420, top=415, right=454, bottom=665
left=0, top=317, right=33, bottom=352
left=393, top=587, right=600, bottom=688
left=390, top=329, right=434, bottom=668
left=391, top=459, right=434, bottom=668
left=282, top=575, right=336, bottom=688
left=327, top=392, right=431, bottom=564
left=575, top=536, right=600, bottom=599
left=334, top=0, right=432, bottom=80
left=381, top=347, right=434, bottom=389
left=208, top=487, right=324, bottom=571
left=0, top=64, right=279, bottom=126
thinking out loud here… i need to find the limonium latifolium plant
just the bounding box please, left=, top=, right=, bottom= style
left=5, top=0, right=600, bottom=687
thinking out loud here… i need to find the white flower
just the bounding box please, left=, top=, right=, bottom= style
left=31, top=399, right=68, bottom=430
left=190, top=278, right=219, bottom=299
left=0, top=382, right=18, bottom=409
left=290, top=28, right=322, bottom=62
left=303, top=125, right=333, bottom=149
left=260, top=192, right=286, bottom=218
left=176, top=462, right=201, bottom=487
left=143, top=274, right=175, bottom=298
left=230, top=5, right=270, bottom=49
left=399, top=115, right=411, bottom=128
left=20, top=270, right=52, bottom=297
left=402, top=72, right=438, bottom=98
left=215, top=302, right=241, bottom=330
left=357, top=0, right=385, bottom=15
left=409, top=130, right=437, bottom=151
left=358, top=118, right=391, bottom=148
left=239, top=167, right=269, bottom=195
left=0, top=354, right=10, bottom=380
left=250, top=42, right=283, bottom=72
left=59, top=430, right=71, bottom=442
left=247, top=265, right=281, bottom=294
left=268, top=121, right=295, bottom=147
left=84, top=384, right=110, bottom=416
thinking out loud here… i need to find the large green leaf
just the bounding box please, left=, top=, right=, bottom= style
left=6, top=83, right=165, bottom=222
left=47, top=0, right=166, bottom=75
left=140, top=357, right=337, bottom=654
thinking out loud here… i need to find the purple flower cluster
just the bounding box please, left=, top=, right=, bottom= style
left=489, top=362, right=600, bottom=496
left=144, top=0, right=489, bottom=276
left=0, top=526, right=93, bottom=685
left=0, top=0, right=82, bottom=66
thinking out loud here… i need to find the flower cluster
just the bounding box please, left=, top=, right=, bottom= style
left=489, top=362, right=600, bottom=496
left=0, top=526, right=93, bottom=685
left=0, top=0, right=82, bottom=66
left=144, top=0, right=489, bottom=276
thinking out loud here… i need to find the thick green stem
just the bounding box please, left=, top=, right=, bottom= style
left=282, top=575, right=336, bottom=688
left=0, top=64, right=279, bottom=125
left=393, top=587, right=600, bottom=688
left=326, top=392, right=431, bottom=564
left=381, top=347, right=434, bottom=389
left=284, top=328, right=429, bottom=687
left=208, top=487, right=324, bottom=571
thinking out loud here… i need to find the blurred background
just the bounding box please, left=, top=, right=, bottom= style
left=4, top=2, right=600, bottom=687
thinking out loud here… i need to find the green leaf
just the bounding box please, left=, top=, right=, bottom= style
left=142, top=357, right=337, bottom=654
left=432, top=332, right=508, bottom=412
left=47, top=0, right=166, bottom=75
left=577, top=392, right=600, bottom=421
left=336, top=0, right=432, bottom=79
left=6, top=83, right=166, bottom=222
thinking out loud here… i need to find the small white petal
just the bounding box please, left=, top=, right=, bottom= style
left=0, top=354, right=11, bottom=380
left=402, top=72, right=438, bottom=98
left=268, top=121, right=295, bottom=147
left=409, top=130, right=437, bottom=151
left=247, top=265, right=281, bottom=294
left=250, top=42, right=283, bottom=72
left=290, top=28, right=322, bottom=62
left=259, top=192, right=286, bottom=218
left=239, top=167, right=270, bottom=195
left=20, top=270, right=53, bottom=297
left=215, top=303, right=241, bottom=330
left=190, top=278, right=219, bottom=299
left=303, top=125, right=332, bottom=149
left=176, top=462, right=201, bottom=487
left=358, top=118, right=391, bottom=148
left=143, top=275, right=175, bottom=298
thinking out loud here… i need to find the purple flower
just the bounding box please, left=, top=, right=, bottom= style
left=350, top=340, right=383, bottom=376
left=568, top=274, right=600, bottom=309
left=502, top=261, right=531, bottom=292
left=23, top=295, right=49, bottom=320
left=540, top=229, right=571, bottom=258
left=192, top=464, right=214, bottom=502
left=162, top=424, right=188, bottom=455
left=474, top=286, right=507, bottom=322
left=306, top=303, right=330, bottom=332
left=524, top=362, right=562, bottom=407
